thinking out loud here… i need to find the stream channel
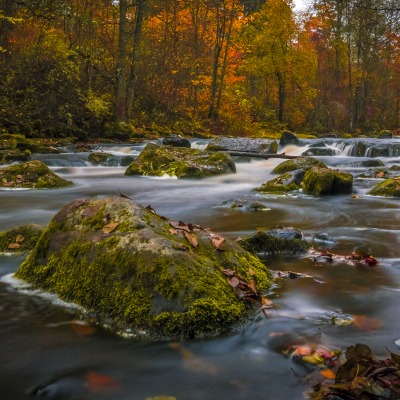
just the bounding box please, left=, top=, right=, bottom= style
left=0, top=138, right=399, bottom=400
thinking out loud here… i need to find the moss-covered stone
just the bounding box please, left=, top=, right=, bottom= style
left=125, top=143, right=236, bottom=178
left=88, top=152, right=114, bottom=165
left=15, top=197, right=272, bottom=339
left=0, top=160, right=73, bottom=189
left=0, top=224, right=43, bottom=254
left=367, top=177, right=400, bottom=197
left=254, top=172, right=301, bottom=194
left=237, top=231, right=310, bottom=256
left=272, top=156, right=327, bottom=175
left=302, top=167, right=353, bottom=195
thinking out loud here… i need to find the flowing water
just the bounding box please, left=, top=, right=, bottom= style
left=1, top=138, right=400, bottom=400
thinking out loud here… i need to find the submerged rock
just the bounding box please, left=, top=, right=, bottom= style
left=125, top=143, right=236, bottom=178
left=272, top=157, right=327, bottom=175
left=302, top=167, right=353, bottom=195
left=0, top=224, right=43, bottom=254
left=237, top=230, right=310, bottom=256
left=16, top=197, right=272, bottom=339
left=367, top=177, right=400, bottom=197
left=217, top=199, right=269, bottom=211
left=0, top=160, right=73, bottom=189
left=313, top=232, right=336, bottom=244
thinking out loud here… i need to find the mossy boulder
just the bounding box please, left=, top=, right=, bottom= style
left=254, top=172, right=302, bottom=194
left=0, top=160, right=73, bottom=189
left=302, top=167, right=353, bottom=195
left=279, top=130, right=299, bottom=147
left=125, top=143, right=236, bottom=178
left=237, top=231, right=310, bottom=256
left=367, top=177, right=400, bottom=197
left=272, top=156, right=327, bottom=175
left=15, top=197, right=272, bottom=339
left=0, top=224, right=43, bottom=254
left=88, top=152, right=114, bottom=165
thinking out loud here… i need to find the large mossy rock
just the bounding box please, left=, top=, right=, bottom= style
left=0, top=160, right=73, bottom=189
left=279, top=130, right=299, bottom=147
left=367, top=177, right=400, bottom=197
left=15, top=197, right=272, bottom=339
left=125, top=143, right=236, bottom=178
left=302, top=167, right=353, bottom=195
left=0, top=224, right=43, bottom=254
left=272, top=156, right=327, bottom=175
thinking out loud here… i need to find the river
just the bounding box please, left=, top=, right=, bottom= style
left=0, top=138, right=399, bottom=400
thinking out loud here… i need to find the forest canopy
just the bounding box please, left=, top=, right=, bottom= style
left=0, top=0, right=399, bottom=139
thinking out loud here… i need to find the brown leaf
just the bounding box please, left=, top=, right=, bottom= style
left=211, top=235, right=225, bottom=250
left=248, top=279, right=258, bottom=295
left=102, top=222, right=118, bottom=234
left=353, top=315, right=382, bottom=332
left=222, top=269, right=235, bottom=277
left=15, top=234, right=25, bottom=243
left=183, top=231, right=198, bottom=248
left=170, top=220, right=191, bottom=232
left=169, top=228, right=179, bottom=235
left=86, top=371, right=121, bottom=393
left=227, top=277, right=240, bottom=288
left=8, top=242, right=20, bottom=249
left=249, top=268, right=255, bottom=276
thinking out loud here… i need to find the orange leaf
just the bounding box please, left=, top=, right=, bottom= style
left=183, top=231, right=198, bottom=248
left=8, top=242, right=20, bottom=249
left=249, top=268, right=255, bottom=276
left=294, top=345, right=313, bottom=356
left=102, top=222, right=118, bottom=234
left=320, top=369, right=336, bottom=379
left=353, top=315, right=382, bottom=332
left=86, top=371, right=121, bottom=393
left=248, top=279, right=258, bottom=294
left=15, top=234, right=25, bottom=243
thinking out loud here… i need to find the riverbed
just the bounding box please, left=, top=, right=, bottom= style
left=1, top=138, right=399, bottom=400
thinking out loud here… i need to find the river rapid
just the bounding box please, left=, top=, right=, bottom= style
left=0, top=138, right=399, bottom=400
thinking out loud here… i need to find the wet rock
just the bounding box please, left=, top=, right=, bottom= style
left=302, top=147, right=338, bottom=156
left=279, top=131, right=299, bottom=147
left=237, top=230, right=310, bottom=256
left=0, top=224, right=43, bottom=254
left=254, top=171, right=303, bottom=194
left=161, top=134, right=191, bottom=148
left=337, top=159, right=384, bottom=168
left=206, top=137, right=278, bottom=154
left=16, top=197, right=272, bottom=339
left=125, top=143, right=236, bottom=178
left=313, top=232, right=336, bottom=244
left=88, top=152, right=114, bottom=165
left=0, top=160, right=73, bottom=189
left=367, top=177, right=400, bottom=197
left=357, top=167, right=392, bottom=179
left=268, top=226, right=304, bottom=240
left=272, top=157, right=327, bottom=175
left=218, top=199, right=270, bottom=211
left=302, top=167, right=353, bottom=196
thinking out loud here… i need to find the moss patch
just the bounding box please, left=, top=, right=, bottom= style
left=16, top=197, right=272, bottom=339
left=303, top=167, right=353, bottom=195
left=367, top=177, right=400, bottom=197
left=254, top=172, right=301, bottom=194
left=88, top=152, right=113, bottom=165
left=125, top=143, right=236, bottom=178
left=0, top=224, right=43, bottom=254
left=0, top=160, right=73, bottom=189
left=272, top=157, right=327, bottom=175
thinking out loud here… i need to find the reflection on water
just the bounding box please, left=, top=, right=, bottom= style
left=1, top=139, right=400, bottom=399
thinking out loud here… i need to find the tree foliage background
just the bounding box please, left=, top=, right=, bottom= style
left=0, top=0, right=399, bottom=138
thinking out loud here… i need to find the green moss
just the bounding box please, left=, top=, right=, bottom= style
left=0, top=160, right=73, bottom=189
left=302, top=167, right=353, bottom=195
left=254, top=172, right=300, bottom=194
left=272, top=157, right=327, bottom=175
left=0, top=224, right=43, bottom=254
left=367, top=177, right=400, bottom=197
left=15, top=197, right=272, bottom=339
left=125, top=143, right=235, bottom=178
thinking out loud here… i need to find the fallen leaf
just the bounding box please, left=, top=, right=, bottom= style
left=302, top=352, right=325, bottom=366
left=8, top=243, right=20, bottom=249
left=15, top=234, right=25, bottom=243
left=170, top=220, right=191, bottom=232
left=353, top=315, right=382, bottom=332
left=249, top=268, right=255, bottom=276
left=352, top=195, right=361, bottom=199
left=183, top=231, right=198, bottom=248
left=227, top=277, right=240, bottom=288
left=320, top=369, right=336, bottom=379
left=261, top=297, right=273, bottom=307
left=294, top=345, right=313, bottom=356
left=222, top=269, right=235, bottom=277
left=248, top=279, right=258, bottom=295
left=102, top=222, right=118, bottom=234
left=211, top=234, right=225, bottom=250
left=377, top=171, right=385, bottom=178
left=169, top=228, right=179, bottom=235
left=71, top=320, right=97, bottom=337
left=86, top=371, right=121, bottom=393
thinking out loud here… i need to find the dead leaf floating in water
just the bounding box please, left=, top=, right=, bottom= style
left=352, top=315, right=382, bottom=332
left=86, top=371, right=121, bottom=393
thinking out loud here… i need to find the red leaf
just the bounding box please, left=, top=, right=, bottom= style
left=353, top=315, right=382, bottom=332
left=86, top=371, right=121, bottom=393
